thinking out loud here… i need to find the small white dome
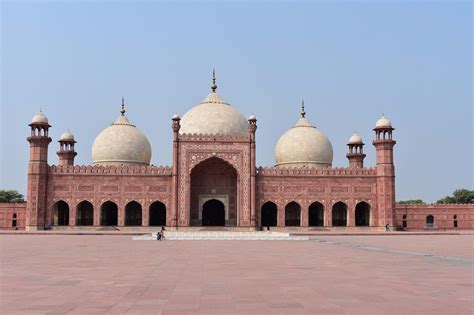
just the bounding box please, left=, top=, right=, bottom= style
left=179, top=92, right=248, bottom=135
left=60, top=130, right=75, bottom=142
left=248, top=115, right=257, bottom=121
left=348, top=132, right=363, bottom=144
left=375, top=115, right=392, bottom=128
left=31, top=111, right=49, bottom=124
left=275, top=114, right=333, bottom=168
left=92, top=113, right=151, bottom=166
left=172, top=113, right=180, bottom=120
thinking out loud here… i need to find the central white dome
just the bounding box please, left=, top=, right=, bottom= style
left=275, top=104, right=333, bottom=168
left=92, top=106, right=152, bottom=166
left=179, top=75, right=248, bottom=135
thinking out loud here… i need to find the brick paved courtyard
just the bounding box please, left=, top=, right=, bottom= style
left=1, top=234, right=473, bottom=314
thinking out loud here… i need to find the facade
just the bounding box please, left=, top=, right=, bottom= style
left=1, top=74, right=472, bottom=230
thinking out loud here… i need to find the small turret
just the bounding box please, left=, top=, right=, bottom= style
left=57, top=130, right=77, bottom=166
left=346, top=132, right=365, bottom=168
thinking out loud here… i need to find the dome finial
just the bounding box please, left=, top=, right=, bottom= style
left=211, top=68, right=217, bottom=93
left=120, top=97, right=126, bottom=116
left=301, top=99, right=306, bottom=118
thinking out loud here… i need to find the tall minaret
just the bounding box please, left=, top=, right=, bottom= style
left=372, top=115, right=396, bottom=228
left=26, top=111, right=52, bottom=230
left=346, top=132, right=366, bottom=168
left=248, top=114, right=257, bottom=227
left=57, top=130, right=77, bottom=166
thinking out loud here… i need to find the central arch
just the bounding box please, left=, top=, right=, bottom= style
left=332, top=202, right=348, bottom=226
left=125, top=201, right=142, bottom=226
left=355, top=202, right=371, bottom=226
left=202, top=199, right=225, bottom=226
left=308, top=202, right=324, bottom=226
left=101, top=201, right=118, bottom=226
left=285, top=202, right=301, bottom=226
left=53, top=201, right=69, bottom=226
left=76, top=201, right=94, bottom=226
left=190, top=157, right=238, bottom=227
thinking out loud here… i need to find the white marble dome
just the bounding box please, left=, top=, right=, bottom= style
left=60, top=130, right=75, bottom=142
left=31, top=111, right=49, bottom=124
left=348, top=132, right=363, bottom=144
left=375, top=115, right=392, bottom=128
left=275, top=111, right=333, bottom=168
left=92, top=113, right=151, bottom=166
left=179, top=91, right=248, bottom=135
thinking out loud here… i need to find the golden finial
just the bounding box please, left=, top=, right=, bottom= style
left=211, top=68, right=217, bottom=92
left=120, top=97, right=125, bottom=116
left=301, top=99, right=306, bottom=118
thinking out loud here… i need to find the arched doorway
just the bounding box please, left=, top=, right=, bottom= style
left=426, top=215, right=434, bottom=228
left=202, top=199, right=225, bottom=226
left=101, top=201, right=118, bottom=226
left=53, top=201, right=69, bottom=226
left=355, top=202, right=371, bottom=226
left=190, top=157, right=237, bottom=226
left=125, top=201, right=142, bottom=226
left=261, top=202, right=277, bottom=227
left=149, top=201, right=166, bottom=226
left=76, top=201, right=94, bottom=226
left=285, top=202, right=301, bottom=226
left=308, top=202, right=324, bottom=226
left=332, top=202, right=347, bottom=226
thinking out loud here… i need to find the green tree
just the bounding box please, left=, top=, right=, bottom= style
left=397, top=199, right=425, bottom=205
left=0, top=190, right=25, bottom=203
left=437, top=189, right=474, bottom=204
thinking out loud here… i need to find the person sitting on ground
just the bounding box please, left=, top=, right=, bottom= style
left=385, top=224, right=390, bottom=231
left=156, top=231, right=161, bottom=241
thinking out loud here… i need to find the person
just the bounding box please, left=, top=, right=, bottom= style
left=267, top=226, right=270, bottom=232
left=160, top=226, right=166, bottom=241
left=385, top=224, right=390, bottom=231
left=156, top=231, right=161, bottom=241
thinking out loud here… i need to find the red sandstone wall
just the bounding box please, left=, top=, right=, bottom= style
left=44, top=165, right=173, bottom=227
left=256, top=167, right=379, bottom=226
left=395, top=204, right=474, bottom=230
left=0, top=203, right=26, bottom=229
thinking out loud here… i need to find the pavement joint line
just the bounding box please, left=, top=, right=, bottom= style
left=311, top=238, right=474, bottom=265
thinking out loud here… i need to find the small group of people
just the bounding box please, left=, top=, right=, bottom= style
left=156, top=226, right=165, bottom=241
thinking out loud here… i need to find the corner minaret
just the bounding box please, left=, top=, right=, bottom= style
left=372, top=115, right=396, bottom=228
left=346, top=132, right=366, bottom=168
left=248, top=114, right=257, bottom=227
left=57, top=130, right=77, bottom=166
left=26, top=111, right=52, bottom=230
left=171, top=113, right=181, bottom=228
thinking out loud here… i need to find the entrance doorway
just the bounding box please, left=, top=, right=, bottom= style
left=355, top=202, right=370, bottom=226
left=308, top=202, right=324, bottom=226
left=101, top=201, right=118, bottom=226
left=261, top=202, right=278, bottom=227
left=332, top=202, right=347, bottom=226
left=149, top=201, right=166, bottom=226
left=125, top=201, right=142, bottom=226
left=202, top=199, right=225, bottom=226
left=53, top=201, right=69, bottom=226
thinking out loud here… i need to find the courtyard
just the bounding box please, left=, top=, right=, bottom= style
left=0, top=234, right=473, bottom=314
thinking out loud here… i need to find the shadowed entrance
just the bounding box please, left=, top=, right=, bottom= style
left=190, top=157, right=237, bottom=226
left=101, top=201, right=118, bottom=226
left=261, top=202, right=278, bottom=227
left=53, top=201, right=69, bottom=226
left=202, top=199, right=225, bottom=226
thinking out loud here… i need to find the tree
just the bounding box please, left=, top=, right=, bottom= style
left=437, top=189, right=474, bottom=204
left=0, top=190, right=25, bottom=203
left=397, top=199, right=425, bottom=205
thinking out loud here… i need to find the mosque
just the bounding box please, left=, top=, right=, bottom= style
left=1, top=73, right=472, bottom=231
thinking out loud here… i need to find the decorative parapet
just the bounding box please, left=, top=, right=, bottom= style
left=179, top=133, right=250, bottom=142
left=256, top=166, right=376, bottom=176
left=395, top=203, right=474, bottom=209
left=49, top=165, right=172, bottom=175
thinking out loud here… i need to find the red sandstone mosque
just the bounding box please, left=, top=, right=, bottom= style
left=1, top=73, right=472, bottom=230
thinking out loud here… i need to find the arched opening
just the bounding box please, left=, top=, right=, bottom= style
left=190, top=157, right=237, bottom=226
left=402, top=214, right=407, bottom=228
left=308, top=202, right=324, bottom=226
left=332, top=202, right=347, bottom=226
left=355, top=202, right=371, bottom=226
left=285, top=202, right=301, bottom=226
left=454, top=214, right=458, bottom=228
left=202, top=199, right=225, bottom=226
left=53, top=201, right=69, bottom=226
left=101, top=201, right=118, bottom=226
left=12, top=213, right=17, bottom=228
left=76, top=201, right=94, bottom=226
left=125, top=201, right=142, bottom=226
left=261, top=202, right=277, bottom=227
left=426, top=215, right=434, bottom=228
left=149, top=201, right=166, bottom=226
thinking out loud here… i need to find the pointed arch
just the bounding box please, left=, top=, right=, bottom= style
left=261, top=201, right=277, bottom=227
left=101, top=201, right=118, bottom=226
left=76, top=200, right=94, bottom=226
left=149, top=201, right=166, bottom=226
left=125, top=201, right=142, bottom=226
left=308, top=202, right=324, bottom=226
left=332, top=202, right=347, bottom=226
left=355, top=202, right=371, bottom=226
left=285, top=201, right=301, bottom=226
left=53, top=200, right=69, bottom=226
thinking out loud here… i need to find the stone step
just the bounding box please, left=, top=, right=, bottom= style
left=133, top=231, right=309, bottom=241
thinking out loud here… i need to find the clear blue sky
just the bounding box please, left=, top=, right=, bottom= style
left=1, top=1, right=472, bottom=203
